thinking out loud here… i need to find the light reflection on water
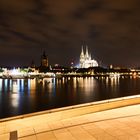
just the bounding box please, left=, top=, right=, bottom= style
left=0, top=76, right=140, bottom=118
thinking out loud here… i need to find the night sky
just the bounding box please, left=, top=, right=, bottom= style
left=0, top=0, right=140, bottom=67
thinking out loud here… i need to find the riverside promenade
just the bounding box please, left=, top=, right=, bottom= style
left=1, top=95, right=140, bottom=140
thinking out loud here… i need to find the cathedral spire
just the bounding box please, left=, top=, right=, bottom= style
left=89, top=53, right=91, bottom=60
left=80, top=45, right=85, bottom=68
left=81, top=45, right=84, bottom=56
left=85, top=45, right=89, bottom=59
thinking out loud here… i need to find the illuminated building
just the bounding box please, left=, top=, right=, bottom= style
left=80, top=46, right=98, bottom=68
left=41, top=51, right=48, bottom=67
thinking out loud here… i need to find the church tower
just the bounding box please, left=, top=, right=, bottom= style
left=85, top=46, right=89, bottom=60
left=80, top=46, right=85, bottom=68
left=41, top=51, right=48, bottom=67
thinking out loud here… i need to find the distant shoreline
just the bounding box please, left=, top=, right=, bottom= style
left=0, top=73, right=138, bottom=79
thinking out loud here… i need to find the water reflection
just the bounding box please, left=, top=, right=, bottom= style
left=0, top=79, right=2, bottom=93
left=19, top=79, right=24, bottom=92
left=0, top=76, right=140, bottom=118
left=11, top=93, right=19, bottom=108
left=12, top=80, right=19, bottom=93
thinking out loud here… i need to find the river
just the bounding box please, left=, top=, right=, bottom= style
left=0, top=76, right=140, bottom=119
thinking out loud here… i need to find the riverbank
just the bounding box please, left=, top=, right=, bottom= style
left=1, top=95, right=140, bottom=139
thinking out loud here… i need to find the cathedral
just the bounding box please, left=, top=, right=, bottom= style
left=79, top=46, right=98, bottom=68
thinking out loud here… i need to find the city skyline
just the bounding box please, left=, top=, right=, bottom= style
left=0, top=0, right=140, bottom=67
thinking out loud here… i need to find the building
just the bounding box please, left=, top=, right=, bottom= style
left=79, top=46, right=98, bottom=68
left=41, top=51, right=48, bottom=67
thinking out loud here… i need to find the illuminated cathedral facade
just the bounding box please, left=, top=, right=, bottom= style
left=80, top=46, right=98, bottom=68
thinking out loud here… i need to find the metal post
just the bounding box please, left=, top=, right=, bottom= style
left=10, top=131, right=17, bottom=140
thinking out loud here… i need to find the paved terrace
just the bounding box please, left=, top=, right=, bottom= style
left=1, top=95, right=140, bottom=140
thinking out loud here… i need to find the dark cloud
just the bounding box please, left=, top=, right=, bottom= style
left=0, top=0, right=139, bottom=67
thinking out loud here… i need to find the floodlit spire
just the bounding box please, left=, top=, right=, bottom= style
left=81, top=45, right=84, bottom=55
left=85, top=45, right=89, bottom=59
left=80, top=45, right=85, bottom=59
left=80, top=45, right=85, bottom=68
